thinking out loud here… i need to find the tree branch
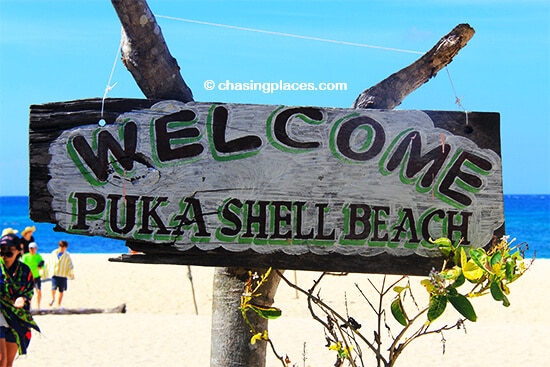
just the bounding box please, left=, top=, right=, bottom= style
left=111, top=0, right=194, bottom=101
left=353, top=23, right=475, bottom=109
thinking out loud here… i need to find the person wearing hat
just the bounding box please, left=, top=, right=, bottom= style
left=20, top=226, right=36, bottom=255
left=1, top=229, right=18, bottom=237
left=21, top=242, right=45, bottom=310
left=0, top=234, right=40, bottom=363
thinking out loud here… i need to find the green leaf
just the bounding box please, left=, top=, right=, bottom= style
left=393, top=286, right=408, bottom=294
left=502, top=294, right=511, bottom=307
left=463, top=259, right=483, bottom=281
left=490, top=281, right=511, bottom=307
left=431, top=237, right=452, bottom=247
left=460, top=247, right=468, bottom=268
left=448, top=293, right=477, bottom=322
left=391, top=298, right=408, bottom=326
left=453, top=270, right=466, bottom=288
left=469, top=248, right=484, bottom=265
left=441, top=266, right=461, bottom=280
left=442, top=266, right=465, bottom=287
left=470, top=248, right=491, bottom=272
left=490, top=281, right=504, bottom=301
left=446, top=285, right=458, bottom=297
left=505, top=259, right=515, bottom=281
left=431, top=237, right=453, bottom=257
left=428, top=295, right=447, bottom=322
left=452, top=249, right=461, bottom=268
left=421, top=279, right=435, bottom=293
left=248, top=304, right=282, bottom=319
left=490, top=252, right=502, bottom=267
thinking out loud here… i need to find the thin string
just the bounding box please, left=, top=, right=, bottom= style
left=155, top=15, right=424, bottom=55
left=445, top=66, right=469, bottom=125
left=100, top=30, right=123, bottom=125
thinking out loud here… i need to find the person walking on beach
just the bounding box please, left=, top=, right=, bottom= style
left=19, top=226, right=36, bottom=255
left=0, top=229, right=17, bottom=365
left=0, top=234, right=40, bottom=366
left=48, top=241, right=74, bottom=308
left=21, top=243, right=44, bottom=309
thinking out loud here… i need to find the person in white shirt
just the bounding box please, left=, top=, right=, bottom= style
left=48, top=241, right=74, bottom=308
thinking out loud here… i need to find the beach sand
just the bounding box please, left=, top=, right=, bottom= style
left=14, top=255, right=549, bottom=366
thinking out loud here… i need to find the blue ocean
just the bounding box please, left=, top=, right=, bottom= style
left=0, top=195, right=548, bottom=258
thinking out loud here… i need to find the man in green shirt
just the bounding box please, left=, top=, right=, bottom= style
left=21, top=242, right=44, bottom=309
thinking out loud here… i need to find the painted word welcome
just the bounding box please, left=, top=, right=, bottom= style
left=35, top=100, right=503, bottom=265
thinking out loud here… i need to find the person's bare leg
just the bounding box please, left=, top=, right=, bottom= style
left=36, top=289, right=42, bottom=309
left=5, top=342, right=18, bottom=367
left=57, top=291, right=64, bottom=307
left=0, top=338, right=7, bottom=367
left=50, top=289, right=56, bottom=306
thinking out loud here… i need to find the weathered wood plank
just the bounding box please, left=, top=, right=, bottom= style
left=30, top=98, right=503, bottom=274
left=110, top=246, right=447, bottom=276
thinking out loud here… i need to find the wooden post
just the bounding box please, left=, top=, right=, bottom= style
left=211, top=268, right=281, bottom=367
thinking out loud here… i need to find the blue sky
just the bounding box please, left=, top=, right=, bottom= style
left=0, top=0, right=548, bottom=196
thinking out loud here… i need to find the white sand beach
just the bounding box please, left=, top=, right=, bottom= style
left=13, top=255, right=549, bottom=367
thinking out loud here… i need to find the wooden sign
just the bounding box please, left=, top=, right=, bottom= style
left=30, top=98, right=503, bottom=274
